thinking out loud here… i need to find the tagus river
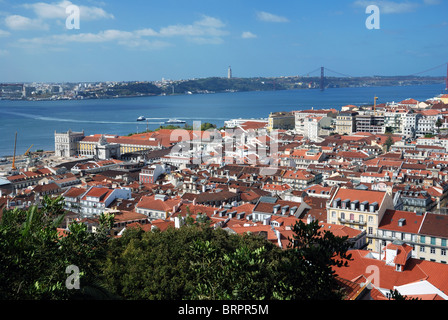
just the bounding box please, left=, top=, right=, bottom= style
left=0, top=83, right=446, bottom=156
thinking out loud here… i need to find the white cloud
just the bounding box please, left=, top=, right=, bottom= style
left=23, top=0, right=114, bottom=20
left=353, top=1, right=419, bottom=14
left=135, top=28, right=159, bottom=37
left=13, top=15, right=228, bottom=50
left=241, top=31, right=257, bottom=39
left=256, top=11, right=289, bottom=23
left=5, top=15, right=49, bottom=30
left=158, top=15, right=228, bottom=39
left=0, top=49, right=8, bottom=55
left=16, top=28, right=171, bottom=49
left=0, top=29, right=10, bottom=36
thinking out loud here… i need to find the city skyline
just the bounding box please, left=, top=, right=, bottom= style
left=0, top=0, right=447, bottom=83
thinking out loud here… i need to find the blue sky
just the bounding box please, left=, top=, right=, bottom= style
left=0, top=0, right=447, bottom=82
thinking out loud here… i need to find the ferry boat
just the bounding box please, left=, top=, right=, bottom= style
left=165, top=119, right=186, bottom=124
left=136, top=116, right=146, bottom=121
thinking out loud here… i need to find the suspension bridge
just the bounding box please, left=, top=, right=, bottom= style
left=299, top=62, right=448, bottom=91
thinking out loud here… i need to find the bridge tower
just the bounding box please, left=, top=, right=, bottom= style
left=446, top=62, right=448, bottom=91
left=320, top=67, right=325, bottom=91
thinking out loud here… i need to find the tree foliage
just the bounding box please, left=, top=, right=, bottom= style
left=0, top=196, right=114, bottom=299
left=273, top=220, right=352, bottom=300
left=384, top=135, right=395, bottom=152
left=1, top=198, right=353, bottom=300
left=101, top=220, right=352, bottom=300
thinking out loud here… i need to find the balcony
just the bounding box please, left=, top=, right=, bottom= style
left=338, top=217, right=366, bottom=226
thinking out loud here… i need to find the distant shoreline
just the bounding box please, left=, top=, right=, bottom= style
left=0, top=76, right=445, bottom=102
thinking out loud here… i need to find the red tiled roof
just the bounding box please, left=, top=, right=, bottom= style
left=332, top=188, right=386, bottom=205
left=418, top=109, right=440, bottom=116
left=383, top=242, right=413, bottom=265
left=419, top=212, right=448, bottom=239
left=238, top=121, right=268, bottom=131
left=81, top=187, right=113, bottom=202
left=333, top=250, right=427, bottom=290
left=282, top=170, right=315, bottom=180
left=289, top=149, right=323, bottom=160
left=227, top=224, right=278, bottom=242
left=400, top=98, right=419, bottom=105
left=262, top=183, right=292, bottom=192
left=379, top=209, right=424, bottom=234
left=136, top=195, right=181, bottom=212
left=113, top=210, right=148, bottom=223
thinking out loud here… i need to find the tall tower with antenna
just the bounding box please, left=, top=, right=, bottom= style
left=228, top=66, right=232, bottom=79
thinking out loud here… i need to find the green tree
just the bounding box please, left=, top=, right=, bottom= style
left=436, top=117, right=443, bottom=133
left=101, top=224, right=279, bottom=300
left=273, top=219, right=352, bottom=300
left=101, top=219, right=352, bottom=300
left=384, top=135, right=394, bottom=152
left=0, top=196, right=114, bottom=300
left=98, top=212, right=115, bottom=231
left=189, top=239, right=274, bottom=300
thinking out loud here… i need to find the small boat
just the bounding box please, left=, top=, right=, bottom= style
left=165, top=119, right=186, bottom=124
left=137, top=116, right=146, bottom=121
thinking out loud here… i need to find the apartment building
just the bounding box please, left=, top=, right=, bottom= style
left=327, top=186, right=394, bottom=251
left=267, top=111, right=295, bottom=132
left=335, top=111, right=358, bottom=135
left=355, top=112, right=385, bottom=134
left=135, top=194, right=182, bottom=220
left=79, top=186, right=132, bottom=217
left=378, top=210, right=448, bottom=264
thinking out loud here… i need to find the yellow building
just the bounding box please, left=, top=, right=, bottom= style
left=336, top=111, right=358, bottom=135
left=267, top=111, right=295, bottom=132
left=439, top=94, right=448, bottom=104
left=77, top=134, right=159, bottom=157
left=327, top=186, right=394, bottom=251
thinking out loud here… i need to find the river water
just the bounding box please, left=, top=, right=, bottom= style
left=0, top=83, right=446, bottom=156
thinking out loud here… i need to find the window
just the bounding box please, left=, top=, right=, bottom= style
left=420, top=236, right=426, bottom=243
left=420, top=246, right=425, bottom=252
left=359, top=215, right=364, bottom=223
left=368, top=227, right=373, bottom=235
left=331, top=211, right=336, bottom=218
left=431, top=237, right=436, bottom=245
left=442, top=239, right=447, bottom=247
left=431, top=247, right=436, bottom=254
left=442, top=249, right=446, bottom=256
left=341, top=212, right=345, bottom=220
